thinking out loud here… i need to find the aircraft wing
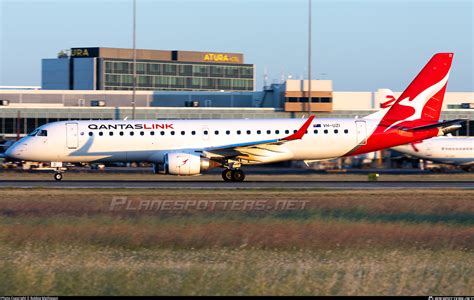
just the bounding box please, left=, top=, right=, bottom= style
left=203, top=116, right=314, bottom=163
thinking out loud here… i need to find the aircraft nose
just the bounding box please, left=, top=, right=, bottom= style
left=4, top=144, right=15, bottom=158
left=5, top=143, right=24, bottom=160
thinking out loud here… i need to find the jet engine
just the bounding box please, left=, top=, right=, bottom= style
left=157, top=153, right=215, bottom=176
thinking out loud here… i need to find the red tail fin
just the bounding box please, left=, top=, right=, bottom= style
left=380, top=53, right=453, bottom=131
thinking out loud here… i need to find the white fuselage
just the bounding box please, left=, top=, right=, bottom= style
left=392, top=136, right=474, bottom=166
left=6, top=118, right=379, bottom=164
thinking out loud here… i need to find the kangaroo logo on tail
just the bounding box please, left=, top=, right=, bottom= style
left=380, top=53, right=453, bottom=131
left=347, top=53, right=454, bottom=157
left=384, top=71, right=450, bottom=132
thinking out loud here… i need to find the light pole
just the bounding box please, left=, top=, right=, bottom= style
left=131, top=0, right=137, bottom=120
left=307, top=0, right=312, bottom=115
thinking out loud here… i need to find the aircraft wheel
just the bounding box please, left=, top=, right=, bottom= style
left=222, top=169, right=233, bottom=181
left=54, top=172, right=63, bottom=181
left=231, top=169, right=245, bottom=182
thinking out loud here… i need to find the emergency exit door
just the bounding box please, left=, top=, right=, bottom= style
left=355, top=120, right=367, bottom=145
left=66, top=123, right=79, bottom=149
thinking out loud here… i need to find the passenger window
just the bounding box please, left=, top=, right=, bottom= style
left=140, top=131, right=144, bottom=136
left=334, top=129, right=338, bottom=134
left=294, top=130, right=297, bottom=133
left=285, top=130, right=289, bottom=134
left=161, top=131, right=165, bottom=136
left=130, top=132, right=134, bottom=136
left=324, top=130, right=328, bottom=134
left=257, top=130, right=261, bottom=134
left=191, top=131, right=196, bottom=135
left=150, top=131, right=155, bottom=136
left=267, top=130, right=271, bottom=134
left=120, top=132, right=124, bottom=136
left=275, top=130, right=280, bottom=134
left=226, top=130, right=230, bottom=135
left=181, top=131, right=185, bottom=135
left=99, top=132, right=104, bottom=136
left=109, top=132, right=114, bottom=136
left=247, top=130, right=251, bottom=134
left=89, top=132, right=93, bottom=136
left=204, top=130, right=208, bottom=135
left=237, top=130, right=241, bottom=135
left=215, top=130, right=219, bottom=135
left=314, top=130, right=318, bottom=134
left=171, top=131, right=175, bottom=135
left=344, top=129, right=348, bottom=134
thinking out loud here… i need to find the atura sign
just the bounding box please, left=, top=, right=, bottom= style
left=70, top=48, right=99, bottom=57
left=203, top=53, right=240, bottom=63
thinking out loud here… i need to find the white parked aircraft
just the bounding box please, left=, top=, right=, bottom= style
left=392, top=136, right=474, bottom=171
left=3, top=53, right=464, bottom=181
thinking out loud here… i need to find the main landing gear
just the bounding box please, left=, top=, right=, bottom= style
left=222, top=169, right=246, bottom=182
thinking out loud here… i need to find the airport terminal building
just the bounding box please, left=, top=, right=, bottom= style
left=42, top=47, right=255, bottom=92
left=1, top=84, right=473, bottom=138
left=0, top=47, right=473, bottom=139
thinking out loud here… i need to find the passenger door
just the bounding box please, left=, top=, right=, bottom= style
left=66, top=123, right=79, bottom=149
left=355, top=121, right=367, bottom=145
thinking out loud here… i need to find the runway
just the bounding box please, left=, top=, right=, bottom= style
left=0, top=180, right=472, bottom=189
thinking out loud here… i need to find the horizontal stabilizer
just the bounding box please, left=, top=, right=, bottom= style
left=401, top=119, right=466, bottom=131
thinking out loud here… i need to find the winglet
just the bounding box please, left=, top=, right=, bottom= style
left=282, top=115, right=315, bottom=141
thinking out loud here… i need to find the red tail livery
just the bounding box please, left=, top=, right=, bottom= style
left=348, top=53, right=455, bottom=155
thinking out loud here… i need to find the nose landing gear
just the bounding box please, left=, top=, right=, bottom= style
left=222, top=168, right=246, bottom=182
left=54, top=172, right=63, bottom=181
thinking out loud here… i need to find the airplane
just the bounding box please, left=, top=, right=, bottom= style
left=2, top=52, right=465, bottom=181
left=392, top=136, right=474, bottom=172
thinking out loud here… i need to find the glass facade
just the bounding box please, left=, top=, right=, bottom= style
left=103, top=59, right=254, bottom=92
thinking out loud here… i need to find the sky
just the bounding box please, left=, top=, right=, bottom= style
left=0, top=0, right=473, bottom=91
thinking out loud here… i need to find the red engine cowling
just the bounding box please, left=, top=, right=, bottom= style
left=164, top=153, right=212, bottom=175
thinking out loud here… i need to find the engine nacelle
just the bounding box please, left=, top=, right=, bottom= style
left=162, top=153, right=212, bottom=176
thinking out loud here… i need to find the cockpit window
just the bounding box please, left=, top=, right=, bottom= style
left=28, top=129, right=40, bottom=136
left=37, top=130, right=48, bottom=137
